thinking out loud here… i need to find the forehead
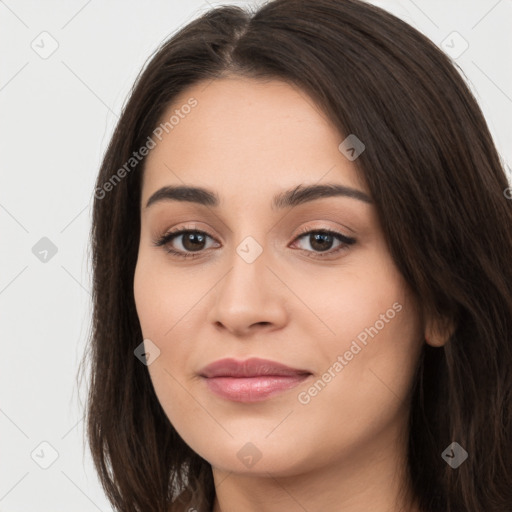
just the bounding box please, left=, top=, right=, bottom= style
left=141, top=76, right=368, bottom=205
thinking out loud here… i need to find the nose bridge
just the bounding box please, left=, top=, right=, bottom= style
left=222, top=232, right=272, bottom=301
left=207, top=228, right=288, bottom=333
left=222, top=206, right=273, bottom=279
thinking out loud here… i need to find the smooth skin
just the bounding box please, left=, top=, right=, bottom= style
left=133, top=76, right=450, bottom=512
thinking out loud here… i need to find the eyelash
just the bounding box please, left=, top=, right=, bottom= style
left=152, top=225, right=356, bottom=260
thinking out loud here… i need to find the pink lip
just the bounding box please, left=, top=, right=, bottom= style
left=199, top=357, right=312, bottom=402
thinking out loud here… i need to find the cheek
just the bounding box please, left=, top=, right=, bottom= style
left=133, top=252, right=192, bottom=339
left=337, top=302, right=421, bottom=420
left=311, top=248, right=416, bottom=359
left=133, top=254, right=206, bottom=417
left=290, top=296, right=422, bottom=467
left=301, top=253, right=422, bottom=429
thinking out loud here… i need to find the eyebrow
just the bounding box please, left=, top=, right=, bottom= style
left=145, top=183, right=373, bottom=210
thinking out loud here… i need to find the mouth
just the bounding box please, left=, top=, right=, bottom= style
left=199, top=357, right=312, bottom=402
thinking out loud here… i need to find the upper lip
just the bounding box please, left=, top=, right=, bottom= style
left=199, top=357, right=311, bottom=378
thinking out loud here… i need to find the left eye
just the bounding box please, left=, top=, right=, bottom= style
left=153, top=228, right=356, bottom=259
left=292, top=229, right=355, bottom=255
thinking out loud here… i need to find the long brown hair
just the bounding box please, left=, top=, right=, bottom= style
left=79, top=0, right=512, bottom=510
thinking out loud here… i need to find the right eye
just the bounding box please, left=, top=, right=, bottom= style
left=153, top=228, right=219, bottom=259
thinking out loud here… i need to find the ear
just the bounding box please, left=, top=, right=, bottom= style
left=424, top=314, right=456, bottom=347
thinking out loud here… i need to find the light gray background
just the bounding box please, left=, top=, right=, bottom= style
left=1, top=0, right=511, bottom=510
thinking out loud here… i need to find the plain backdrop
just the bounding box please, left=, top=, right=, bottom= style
left=1, top=0, right=511, bottom=510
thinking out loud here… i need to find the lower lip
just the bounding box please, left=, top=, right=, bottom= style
left=203, top=374, right=311, bottom=402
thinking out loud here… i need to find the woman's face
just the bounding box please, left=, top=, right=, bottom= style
left=133, top=76, right=424, bottom=477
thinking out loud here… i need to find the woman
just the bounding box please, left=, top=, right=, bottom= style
left=80, top=0, right=512, bottom=510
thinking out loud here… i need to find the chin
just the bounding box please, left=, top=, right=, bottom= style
left=188, top=434, right=313, bottom=477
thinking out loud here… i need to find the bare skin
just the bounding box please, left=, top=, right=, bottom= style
left=133, top=76, right=449, bottom=512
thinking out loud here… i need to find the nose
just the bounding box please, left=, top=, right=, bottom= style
left=206, top=243, right=289, bottom=337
